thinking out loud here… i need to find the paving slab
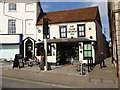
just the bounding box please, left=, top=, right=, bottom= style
left=90, top=78, right=101, bottom=83
left=102, top=79, right=115, bottom=84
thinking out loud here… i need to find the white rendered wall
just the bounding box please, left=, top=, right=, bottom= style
left=0, top=2, right=39, bottom=40
left=37, top=21, right=97, bottom=43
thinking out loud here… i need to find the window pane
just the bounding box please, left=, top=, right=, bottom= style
left=84, top=44, right=87, bottom=50
left=88, top=51, right=92, bottom=57
left=79, top=32, right=81, bottom=36
left=61, top=28, right=64, bottom=32
left=81, top=32, right=84, bottom=36
left=88, top=44, right=92, bottom=50
left=81, top=26, right=84, bottom=31
left=79, top=27, right=82, bottom=31
left=84, top=51, right=88, bottom=57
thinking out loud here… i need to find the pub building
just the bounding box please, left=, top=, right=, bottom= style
left=36, top=6, right=109, bottom=65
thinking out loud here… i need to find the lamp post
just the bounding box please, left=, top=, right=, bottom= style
left=42, top=18, right=49, bottom=71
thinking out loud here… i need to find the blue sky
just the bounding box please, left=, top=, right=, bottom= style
left=40, top=2, right=110, bottom=41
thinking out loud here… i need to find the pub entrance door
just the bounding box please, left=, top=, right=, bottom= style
left=25, top=39, right=33, bottom=58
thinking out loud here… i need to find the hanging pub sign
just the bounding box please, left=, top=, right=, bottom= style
left=68, top=25, right=77, bottom=35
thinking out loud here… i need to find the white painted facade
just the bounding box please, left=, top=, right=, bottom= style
left=0, top=0, right=41, bottom=60
left=37, top=22, right=96, bottom=42
left=37, top=21, right=97, bottom=64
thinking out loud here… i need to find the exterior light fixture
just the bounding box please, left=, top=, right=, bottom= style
left=92, top=42, right=96, bottom=46
left=90, top=36, right=93, bottom=39
left=38, top=39, right=41, bottom=41
left=78, top=42, right=82, bottom=46
left=53, top=37, right=56, bottom=39
left=51, top=44, right=55, bottom=49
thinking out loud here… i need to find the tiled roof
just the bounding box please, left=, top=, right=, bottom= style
left=37, top=6, right=102, bottom=27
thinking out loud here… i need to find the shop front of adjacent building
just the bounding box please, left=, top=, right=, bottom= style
left=0, top=34, right=22, bottom=61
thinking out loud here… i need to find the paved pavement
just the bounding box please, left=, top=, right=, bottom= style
left=0, top=57, right=119, bottom=88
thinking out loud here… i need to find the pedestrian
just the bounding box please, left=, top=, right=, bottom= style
left=99, top=52, right=106, bottom=68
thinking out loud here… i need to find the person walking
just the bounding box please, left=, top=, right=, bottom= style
left=99, top=52, right=106, bottom=68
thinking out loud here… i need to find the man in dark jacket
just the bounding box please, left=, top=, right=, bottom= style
left=99, top=52, right=106, bottom=68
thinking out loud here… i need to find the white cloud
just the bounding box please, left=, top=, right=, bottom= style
left=41, top=3, right=51, bottom=12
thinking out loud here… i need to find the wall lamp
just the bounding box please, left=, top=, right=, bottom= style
left=78, top=42, right=82, bottom=46
left=38, top=39, right=41, bottom=41
left=53, top=37, right=56, bottom=39
left=51, top=44, right=55, bottom=49
left=90, top=36, right=93, bottom=39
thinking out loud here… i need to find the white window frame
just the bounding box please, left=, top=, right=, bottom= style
left=8, top=19, right=16, bottom=34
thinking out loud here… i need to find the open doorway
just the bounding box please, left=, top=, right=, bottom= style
left=57, top=43, right=79, bottom=65
left=25, top=39, right=33, bottom=58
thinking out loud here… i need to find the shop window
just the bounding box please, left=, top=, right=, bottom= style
left=77, top=24, right=85, bottom=37
left=83, top=43, right=92, bottom=58
left=60, top=26, right=67, bottom=38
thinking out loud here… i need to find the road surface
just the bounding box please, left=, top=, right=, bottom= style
left=2, top=76, right=62, bottom=88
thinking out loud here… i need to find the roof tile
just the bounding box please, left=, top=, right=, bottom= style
left=37, top=6, right=101, bottom=26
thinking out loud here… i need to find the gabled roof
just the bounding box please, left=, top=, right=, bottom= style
left=37, top=6, right=102, bottom=27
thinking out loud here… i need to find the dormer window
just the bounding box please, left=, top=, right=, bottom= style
left=9, top=3, right=16, bottom=11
